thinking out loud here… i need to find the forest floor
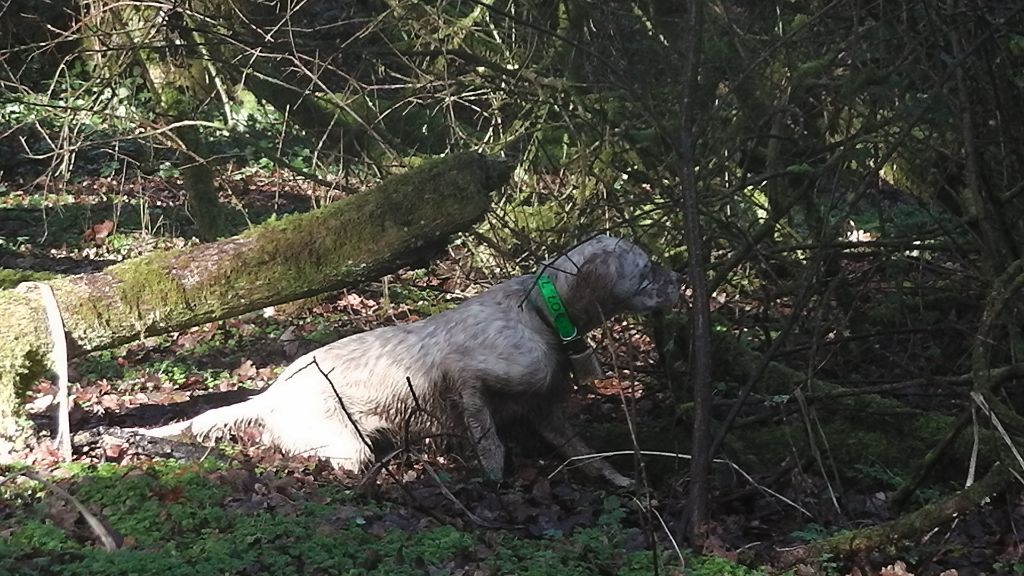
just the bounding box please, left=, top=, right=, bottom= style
left=2, top=173, right=1022, bottom=576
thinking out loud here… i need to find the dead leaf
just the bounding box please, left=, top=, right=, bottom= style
left=182, top=374, right=206, bottom=389
left=98, top=394, right=121, bottom=411
left=208, top=467, right=257, bottom=494
left=152, top=486, right=184, bottom=503
left=103, top=441, right=125, bottom=460
left=173, top=324, right=217, bottom=350
left=233, top=359, right=257, bottom=380
left=701, top=533, right=738, bottom=561
left=83, top=220, right=114, bottom=243
left=879, top=561, right=914, bottom=576
left=27, top=393, right=55, bottom=413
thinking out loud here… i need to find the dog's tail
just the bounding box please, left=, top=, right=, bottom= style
left=145, top=396, right=266, bottom=443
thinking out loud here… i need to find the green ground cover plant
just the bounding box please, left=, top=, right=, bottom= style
left=1, top=460, right=761, bottom=576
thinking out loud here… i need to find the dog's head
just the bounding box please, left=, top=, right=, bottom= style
left=544, top=235, right=681, bottom=330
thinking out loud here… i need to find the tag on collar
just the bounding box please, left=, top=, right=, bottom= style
left=568, top=347, right=604, bottom=384
left=535, top=274, right=604, bottom=384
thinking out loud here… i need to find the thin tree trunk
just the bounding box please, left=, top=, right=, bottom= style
left=0, top=153, right=509, bottom=426
left=179, top=128, right=227, bottom=242
left=679, top=0, right=710, bottom=546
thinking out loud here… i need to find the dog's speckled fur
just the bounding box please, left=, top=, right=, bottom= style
left=147, top=235, right=680, bottom=486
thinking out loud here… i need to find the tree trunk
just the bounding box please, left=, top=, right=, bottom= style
left=81, top=0, right=229, bottom=241
left=679, top=0, right=710, bottom=546
left=0, top=152, right=509, bottom=425
left=180, top=128, right=227, bottom=241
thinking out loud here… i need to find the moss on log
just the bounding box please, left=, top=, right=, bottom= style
left=0, top=152, right=509, bottom=423
left=0, top=269, right=57, bottom=290
left=778, top=463, right=1013, bottom=567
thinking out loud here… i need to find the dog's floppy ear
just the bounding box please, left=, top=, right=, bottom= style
left=574, top=248, right=618, bottom=291
left=560, top=247, right=618, bottom=328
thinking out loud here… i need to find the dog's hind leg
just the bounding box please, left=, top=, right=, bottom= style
left=319, top=433, right=374, bottom=472
left=259, top=407, right=375, bottom=472
left=144, top=398, right=263, bottom=442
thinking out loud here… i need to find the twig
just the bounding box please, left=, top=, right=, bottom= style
left=629, top=495, right=686, bottom=572
left=303, top=358, right=376, bottom=456
left=299, top=360, right=491, bottom=529
left=708, top=253, right=823, bottom=459
left=17, top=281, right=72, bottom=461
left=778, top=462, right=1012, bottom=567
left=420, top=460, right=503, bottom=529
left=7, top=470, right=122, bottom=551
left=890, top=409, right=973, bottom=510
left=776, top=325, right=958, bottom=357
left=678, top=0, right=710, bottom=544
left=549, top=450, right=811, bottom=518
left=972, top=392, right=1024, bottom=478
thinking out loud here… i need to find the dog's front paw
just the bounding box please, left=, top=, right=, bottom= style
left=477, top=445, right=507, bottom=483
left=606, top=471, right=635, bottom=489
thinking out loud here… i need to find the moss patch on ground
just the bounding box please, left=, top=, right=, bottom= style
left=0, top=460, right=762, bottom=576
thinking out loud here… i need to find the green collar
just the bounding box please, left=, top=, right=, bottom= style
left=535, top=274, right=588, bottom=354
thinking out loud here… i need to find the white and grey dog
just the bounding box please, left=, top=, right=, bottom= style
left=148, top=235, right=681, bottom=486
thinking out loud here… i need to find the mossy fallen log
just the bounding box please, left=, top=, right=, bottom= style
left=778, top=462, right=1013, bottom=568
left=0, top=152, right=509, bottom=425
